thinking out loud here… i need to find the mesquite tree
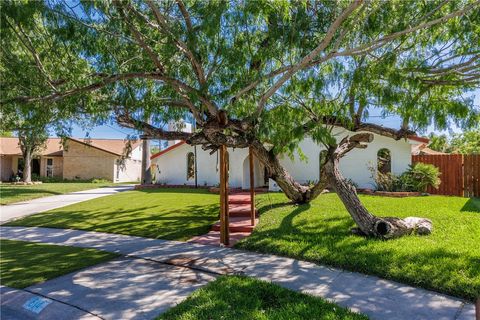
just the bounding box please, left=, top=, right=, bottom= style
left=1, top=0, right=479, bottom=238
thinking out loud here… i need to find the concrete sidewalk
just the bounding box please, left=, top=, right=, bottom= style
left=0, top=226, right=475, bottom=320
left=0, top=185, right=134, bottom=224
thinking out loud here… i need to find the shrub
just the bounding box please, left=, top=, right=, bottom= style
left=90, top=178, right=111, bottom=184
left=400, top=163, right=441, bottom=192
left=368, top=163, right=401, bottom=191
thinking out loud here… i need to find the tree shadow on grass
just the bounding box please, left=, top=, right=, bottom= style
left=6, top=203, right=220, bottom=241
left=461, top=198, right=480, bottom=212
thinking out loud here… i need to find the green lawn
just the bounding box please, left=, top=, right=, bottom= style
left=236, top=193, right=480, bottom=301
left=158, top=275, right=367, bottom=320
left=0, top=239, right=118, bottom=288
left=7, top=188, right=220, bottom=241
left=0, top=182, right=115, bottom=205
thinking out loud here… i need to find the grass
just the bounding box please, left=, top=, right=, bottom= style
left=158, top=275, right=367, bottom=320
left=235, top=193, right=480, bottom=301
left=7, top=188, right=220, bottom=241
left=0, top=239, right=118, bottom=288
left=0, top=182, right=115, bottom=205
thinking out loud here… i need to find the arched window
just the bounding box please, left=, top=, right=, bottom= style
left=319, top=150, right=328, bottom=176
left=377, top=148, right=391, bottom=174
left=186, top=152, right=195, bottom=180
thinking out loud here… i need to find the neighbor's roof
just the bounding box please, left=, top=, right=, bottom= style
left=412, top=143, right=446, bottom=155
left=67, top=138, right=140, bottom=156
left=151, top=141, right=186, bottom=160
left=0, top=137, right=140, bottom=157
left=0, top=137, right=63, bottom=156
left=407, top=135, right=430, bottom=144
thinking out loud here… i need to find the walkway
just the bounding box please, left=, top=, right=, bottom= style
left=0, top=226, right=474, bottom=320
left=189, top=191, right=259, bottom=246
left=0, top=185, right=134, bottom=224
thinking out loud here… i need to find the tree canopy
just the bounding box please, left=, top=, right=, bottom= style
left=1, top=0, right=478, bottom=149
left=429, top=129, right=480, bottom=153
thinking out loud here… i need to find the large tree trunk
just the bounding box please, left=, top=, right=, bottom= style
left=23, top=148, right=32, bottom=183
left=324, top=136, right=433, bottom=239
left=141, top=138, right=152, bottom=184
left=251, top=141, right=328, bottom=203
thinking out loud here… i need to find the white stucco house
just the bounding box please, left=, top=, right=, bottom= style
left=150, top=125, right=427, bottom=191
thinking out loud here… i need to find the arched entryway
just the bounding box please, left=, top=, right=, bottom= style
left=242, top=155, right=267, bottom=190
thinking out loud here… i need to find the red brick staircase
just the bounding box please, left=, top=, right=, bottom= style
left=188, top=191, right=258, bottom=247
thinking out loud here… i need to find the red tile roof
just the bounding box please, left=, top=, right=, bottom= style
left=408, top=135, right=430, bottom=144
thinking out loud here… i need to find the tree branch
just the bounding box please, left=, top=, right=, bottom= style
left=145, top=0, right=207, bottom=88
left=256, top=0, right=364, bottom=113
left=114, top=1, right=166, bottom=74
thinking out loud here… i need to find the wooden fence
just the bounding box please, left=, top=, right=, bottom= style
left=412, top=154, right=480, bottom=197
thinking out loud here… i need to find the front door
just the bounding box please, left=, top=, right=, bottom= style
left=32, top=159, right=40, bottom=176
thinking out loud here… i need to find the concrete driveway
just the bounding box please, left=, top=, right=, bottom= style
left=0, top=185, right=134, bottom=224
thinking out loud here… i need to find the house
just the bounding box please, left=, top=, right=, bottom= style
left=0, top=137, right=142, bottom=182
left=150, top=125, right=427, bottom=190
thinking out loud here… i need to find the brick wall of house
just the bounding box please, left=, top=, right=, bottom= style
left=62, top=140, right=115, bottom=181
left=39, top=156, right=63, bottom=178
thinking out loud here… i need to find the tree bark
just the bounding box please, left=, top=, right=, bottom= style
left=141, top=138, right=152, bottom=184
left=251, top=141, right=328, bottom=203
left=324, top=137, right=433, bottom=239
left=23, top=148, right=32, bottom=183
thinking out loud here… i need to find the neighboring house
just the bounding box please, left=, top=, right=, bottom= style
left=411, top=143, right=446, bottom=155
left=0, top=137, right=142, bottom=182
left=151, top=126, right=427, bottom=190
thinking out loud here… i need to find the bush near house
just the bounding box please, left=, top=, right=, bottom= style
left=369, top=163, right=441, bottom=193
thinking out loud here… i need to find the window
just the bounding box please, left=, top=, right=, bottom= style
left=186, top=152, right=195, bottom=180
left=46, top=158, right=53, bottom=177
left=377, top=148, right=391, bottom=174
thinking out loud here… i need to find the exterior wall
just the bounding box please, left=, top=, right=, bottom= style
left=114, top=158, right=141, bottom=182
left=153, top=144, right=266, bottom=188
left=112, top=145, right=142, bottom=183
left=0, top=156, right=14, bottom=181
left=39, top=156, right=63, bottom=178
left=153, top=128, right=414, bottom=190
left=62, top=140, right=116, bottom=181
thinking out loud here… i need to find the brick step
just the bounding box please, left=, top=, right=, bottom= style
left=212, top=217, right=258, bottom=233
left=229, top=199, right=251, bottom=205
left=228, top=193, right=252, bottom=204
left=229, top=204, right=258, bottom=217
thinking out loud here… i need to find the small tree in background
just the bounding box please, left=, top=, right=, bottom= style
left=428, top=130, right=480, bottom=154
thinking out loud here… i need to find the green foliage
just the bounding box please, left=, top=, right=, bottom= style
left=450, top=129, right=480, bottom=154
left=1, top=0, right=479, bottom=158
left=236, top=192, right=480, bottom=301
left=368, top=162, right=440, bottom=192
left=400, top=163, right=441, bottom=192
left=428, top=133, right=451, bottom=153
left=428, top=130, right=480, bottom=154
